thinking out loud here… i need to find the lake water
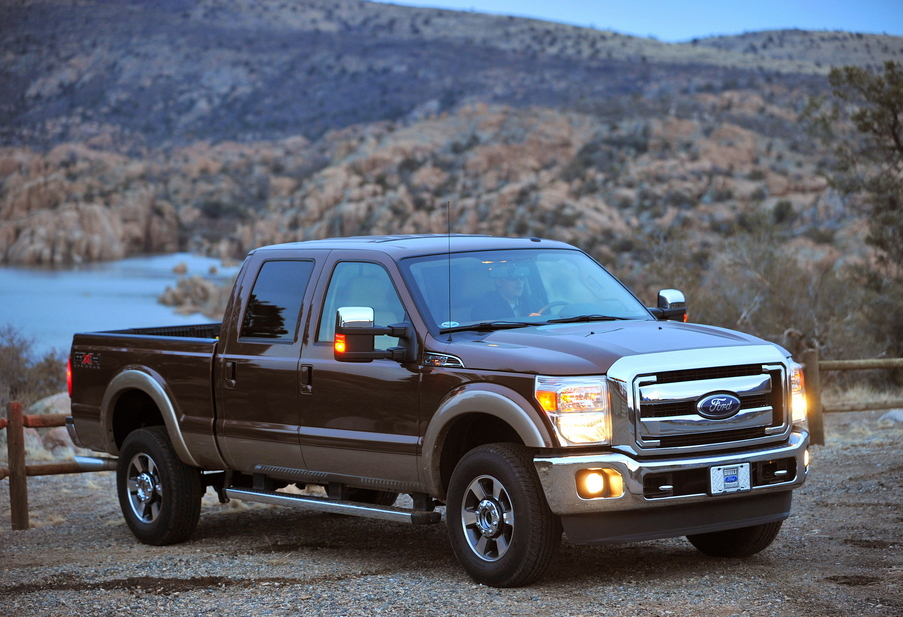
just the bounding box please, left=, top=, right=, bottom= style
left=0, top=253, right=242, bottom=357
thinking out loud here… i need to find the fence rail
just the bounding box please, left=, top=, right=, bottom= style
left=804, top=349, right=903, bottom=446
left=1, top=402, right=117, bottom=530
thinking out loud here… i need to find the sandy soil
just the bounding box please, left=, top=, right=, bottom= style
left=1, top=410, right=901, bottom=617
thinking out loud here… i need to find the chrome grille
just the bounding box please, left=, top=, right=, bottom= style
left=633, top=365, right=787, bottom=451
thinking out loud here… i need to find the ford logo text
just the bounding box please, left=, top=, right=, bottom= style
left=696, top=393, right=742, bottom=419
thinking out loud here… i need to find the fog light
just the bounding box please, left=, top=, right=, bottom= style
left=804, top=449, right=810, bottom=469
left=576, top=468, right=624, bottom=499
left=584, top=472, right=605, bottom=495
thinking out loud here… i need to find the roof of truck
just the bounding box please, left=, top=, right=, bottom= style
left=253, top=235, right=579, bottom=258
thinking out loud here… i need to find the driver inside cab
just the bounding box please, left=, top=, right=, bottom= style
left=471, top=264, right=541, bottom=321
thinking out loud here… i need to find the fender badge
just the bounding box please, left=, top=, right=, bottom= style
left=74, top=351, right=101, bottom=369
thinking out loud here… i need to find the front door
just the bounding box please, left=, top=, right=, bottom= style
left=299, top=259, right=421, bottom=487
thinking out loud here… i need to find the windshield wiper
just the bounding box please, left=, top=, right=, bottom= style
left=439, top=321, right=535, bottom=334
left=546, top=314, right=623, bottom=324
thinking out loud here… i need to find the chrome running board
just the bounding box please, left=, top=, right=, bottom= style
left=224, top=488, right=442, bottom=525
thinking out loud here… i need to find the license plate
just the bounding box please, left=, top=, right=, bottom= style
left=710, top=463, right=751, bottom=495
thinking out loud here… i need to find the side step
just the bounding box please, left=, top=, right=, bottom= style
left=225, top=488, right=443, bottom=525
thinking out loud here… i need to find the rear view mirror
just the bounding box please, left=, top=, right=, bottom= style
left=648, top=289, right=688, bottom=322
left=334, top=306, right=418, bottom=362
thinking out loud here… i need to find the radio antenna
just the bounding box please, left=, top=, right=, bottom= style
left=446, top=201, right=452, bottom=342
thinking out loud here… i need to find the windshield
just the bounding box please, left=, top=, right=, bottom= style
left=401, top=248, right=652, bottom=332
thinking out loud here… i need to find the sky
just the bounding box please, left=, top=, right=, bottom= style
left=372, top=0, right=903, bottom=42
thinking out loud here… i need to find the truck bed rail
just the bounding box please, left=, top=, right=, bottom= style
left=102, top=323, right=222, bottom=339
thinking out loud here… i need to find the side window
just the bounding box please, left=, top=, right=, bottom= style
left=317, top=262, right=406, bottom=348
left=240, top=260, right=315, bottom=341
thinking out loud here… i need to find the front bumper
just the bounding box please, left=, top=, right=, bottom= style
left=534, top=430, right=808, bottom=517
left=534, top=431, right=808, bottom=545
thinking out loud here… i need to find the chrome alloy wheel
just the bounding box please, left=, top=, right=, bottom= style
left=460, top=474, right=514, bottom=562
left=126, top=452, right=163, bottom=523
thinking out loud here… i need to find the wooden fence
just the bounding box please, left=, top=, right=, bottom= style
left=803, top=349, right=903, bottom=446
left=1, top=401, right=117, bottom=531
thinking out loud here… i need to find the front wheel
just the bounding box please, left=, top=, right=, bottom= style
left=116, top=426, right=203, bottom=545
left=446, top=443, right=561, bottom=587
left=686, top=520, right=783, bottom=558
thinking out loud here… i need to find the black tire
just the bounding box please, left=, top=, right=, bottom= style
left=116, top=426, right=203, bottom=546
left=345, top=488, right=399, bottom=506
left=446, top=443, right=561, bottom=588
left=686, top=520, right=783, bottom=558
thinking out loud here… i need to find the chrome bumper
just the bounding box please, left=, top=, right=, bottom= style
left=534, top=431, right=808, bottom=516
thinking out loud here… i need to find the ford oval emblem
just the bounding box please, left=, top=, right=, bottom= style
left=696, top=393, right=742, bottom=419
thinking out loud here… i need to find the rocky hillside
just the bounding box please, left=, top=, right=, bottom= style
left=0, top=0, right=896, bottom=273
left=0, top=90, right=862, bottom=273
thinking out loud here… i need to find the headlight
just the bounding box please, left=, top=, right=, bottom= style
left=535, top=376, right=611, bottom=446
left=789, top=361, right=808, bottom=427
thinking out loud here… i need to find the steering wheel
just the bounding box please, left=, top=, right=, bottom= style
left=536, top=301, right=569, bottom=316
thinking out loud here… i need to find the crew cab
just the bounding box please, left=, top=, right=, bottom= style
left=67, top=235, right=809, bottom=587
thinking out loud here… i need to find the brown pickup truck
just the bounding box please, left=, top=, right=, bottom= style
left=67, top=235, right=809, bottom=587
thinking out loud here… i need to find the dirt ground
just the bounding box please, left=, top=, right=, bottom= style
left=1, top=410, right=902, bottom=617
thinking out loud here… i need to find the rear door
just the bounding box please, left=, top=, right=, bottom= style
left=216, top=249, right=323, bottom=472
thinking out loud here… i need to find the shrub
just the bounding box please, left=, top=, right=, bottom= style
left=0, top=325, right=66, bottom=410
left=772, top=200, right=795, bottom=224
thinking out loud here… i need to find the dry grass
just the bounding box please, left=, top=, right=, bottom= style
left=822, top=383, right=903, bottom=408
left=820, top=384, right=903, bottom=445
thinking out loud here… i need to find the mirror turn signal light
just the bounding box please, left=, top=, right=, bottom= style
left=576, top=468, right=625, bottom=499
left=334, top=333, right=347, bottom=354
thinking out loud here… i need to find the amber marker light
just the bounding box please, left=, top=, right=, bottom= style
left=536, top=390, right=557, bottom=413
left=334, top=333, right=347, bottom=354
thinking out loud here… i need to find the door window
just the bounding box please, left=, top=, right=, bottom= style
left=240, top=260, right=315, bottom=341
left=318, top=262, right=406, bottom=348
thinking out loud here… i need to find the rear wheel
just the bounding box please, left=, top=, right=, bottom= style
left=446, top=443, right=561, bottom=587
left=345, top=488, right=399, bottom=506
left=116, top=426, right=203, bottom=545
left=686, top=520, right=783, bottom=558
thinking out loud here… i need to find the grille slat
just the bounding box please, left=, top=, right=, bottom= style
left=653, top=364, right=763, bottom=384
left=655, top=427, right=767, bottom=448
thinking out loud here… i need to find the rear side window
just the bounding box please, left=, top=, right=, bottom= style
left=240, top=260, right=315, bottom=341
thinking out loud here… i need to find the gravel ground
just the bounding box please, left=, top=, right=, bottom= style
left=2, top=411, right=902, bottom=617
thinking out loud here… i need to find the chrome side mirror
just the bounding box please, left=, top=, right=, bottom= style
left=337, top=306, right=374, bottom=329
left=652, top=289, right=687, bottom=322
left=657, top=289, right=686, bottom=311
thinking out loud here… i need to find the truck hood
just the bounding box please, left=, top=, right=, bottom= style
left=434, top=320, right=784, bottom=375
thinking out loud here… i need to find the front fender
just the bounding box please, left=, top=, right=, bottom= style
left=420, top=382, right=556, bottom=498
left=101, top=369, right=200, bottom=468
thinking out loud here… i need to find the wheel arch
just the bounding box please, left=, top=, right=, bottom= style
left=421, top=384, right=556, bottom=501
left=102, top=369, right=200, bottom=467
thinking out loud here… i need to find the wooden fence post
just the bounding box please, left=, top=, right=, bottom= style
left=7, top=401, right=29, bottom=530
left=803, top=349, right=825, bottom=446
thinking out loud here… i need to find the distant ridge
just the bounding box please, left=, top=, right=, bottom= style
left=0, top=0, right=900, bottom=148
